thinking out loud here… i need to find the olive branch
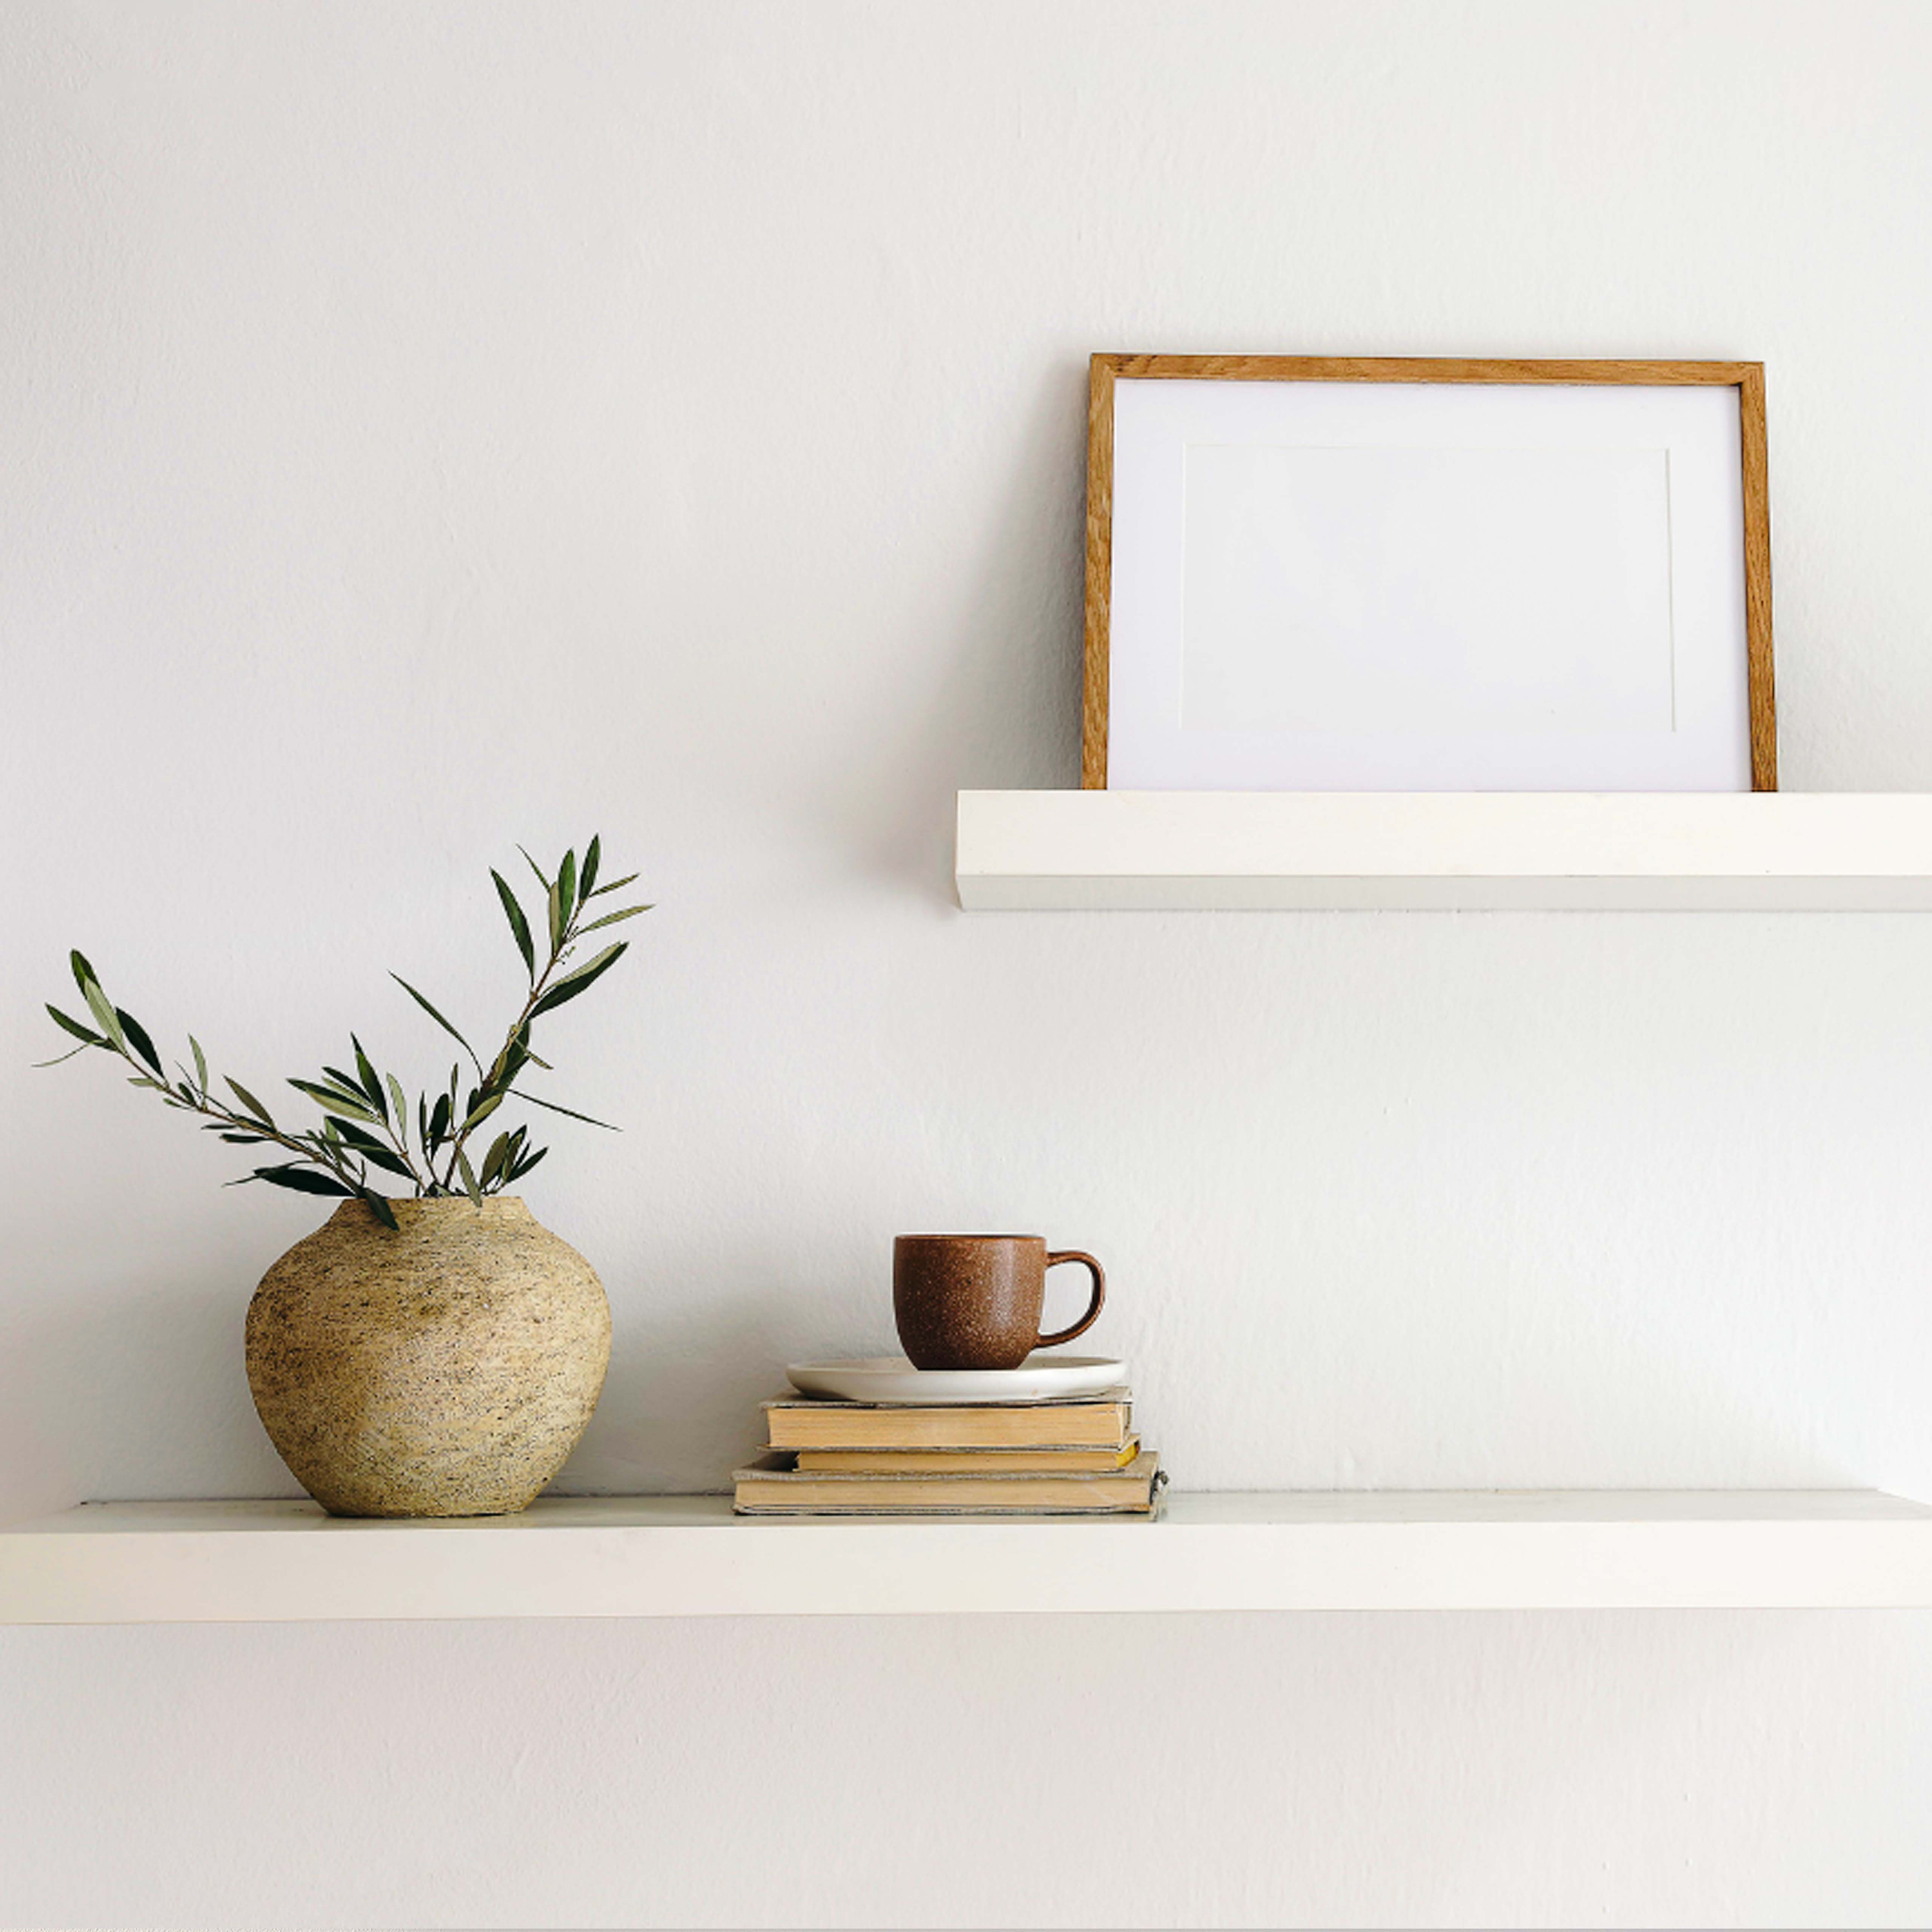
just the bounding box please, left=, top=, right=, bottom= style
left=40, top=837, right=650, bottom=1228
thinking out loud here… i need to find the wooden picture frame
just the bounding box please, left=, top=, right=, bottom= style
left=1081, top=356, right=1775, bottom=792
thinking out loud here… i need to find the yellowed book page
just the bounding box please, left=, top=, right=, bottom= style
left=797, top=1439, right=1140, bottom=1473
left=735, top=1452, right=1160, bottom=1513
left=765, top=1399, right=1131, bottom=1451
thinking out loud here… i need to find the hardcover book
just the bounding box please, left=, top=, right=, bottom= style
left=794, top=1439, right=1141, bottom=1473
left=733, top=1449, right=1163, bottom=1516
left=761, top=1389, right=1133, bottom=1452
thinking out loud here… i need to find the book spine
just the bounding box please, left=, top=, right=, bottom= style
left=766, top=1407, right=1130, bottom=1452
left=732, top=1503, right=1158, bottom=1517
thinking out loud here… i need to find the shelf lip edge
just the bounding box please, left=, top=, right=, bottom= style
left=954, top=791, right=1932, bottom=908
left=6, top=1493, right=1929, bottom=1620
left=7, top=1487, right=1928, bottom=1533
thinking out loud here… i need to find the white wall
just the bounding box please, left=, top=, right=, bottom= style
left=4, top=2, right=1932, bottom=1924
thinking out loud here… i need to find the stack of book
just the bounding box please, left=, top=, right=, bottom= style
left=733, top=1384, right=1162, bottom=1516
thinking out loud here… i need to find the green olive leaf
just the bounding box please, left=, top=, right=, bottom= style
left=225, top=1078, right=276, bottom=1127
left=574, top=903, right=652, bottom=936
left=351, top=1036, right=385, bottom=1113
left=79, top=975, right=125, bottom=1048
left=45, top=1004, right=108, bottom=1047
left=329, top=1127, right=413, bottom=1180
left=247, top=1164, right=352, bottom=1197
left=515, top=1089, right=618, bottom=1130
left=491, top=869, right=535, bottom=978
left=114, top=1009, right=165, bottom=1078
left=289, top=1077, right=379, bottom=1121
left=390, top=975, right=483, bottom=1077
left=529, top=941, right=626, bottom=1018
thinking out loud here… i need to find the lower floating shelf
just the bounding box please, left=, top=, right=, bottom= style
left=2, top=1491, right=1929, bottom=1622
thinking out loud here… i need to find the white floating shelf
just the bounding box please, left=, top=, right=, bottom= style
left=2, top=1491, right=1928, bottom=1622
left=955, top=791, right=1932, bottom=910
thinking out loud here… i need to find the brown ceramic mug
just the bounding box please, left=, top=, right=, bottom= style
left=892, top=1234, right=1106, bottom=1372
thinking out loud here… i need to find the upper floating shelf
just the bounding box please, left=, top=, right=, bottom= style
left=955, top=791, right=1932, bottom=911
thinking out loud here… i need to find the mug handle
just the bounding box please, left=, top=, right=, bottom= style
left=1037, top=1251, right=1106, bottom=1349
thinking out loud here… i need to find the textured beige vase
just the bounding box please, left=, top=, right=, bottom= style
left=245, top=1195, right=611, bottom=1518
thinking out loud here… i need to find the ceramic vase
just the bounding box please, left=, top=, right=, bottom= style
left=244, top=1195, right=610, bottom=1518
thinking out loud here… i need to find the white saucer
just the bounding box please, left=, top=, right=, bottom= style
left=784, top=1354, right=1127, bottom=1405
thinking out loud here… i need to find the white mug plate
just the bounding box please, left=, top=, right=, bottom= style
left=784, top=1354, right=1128, bottom=1405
